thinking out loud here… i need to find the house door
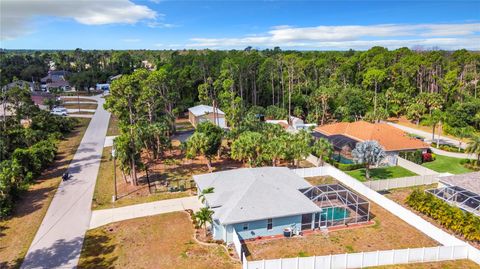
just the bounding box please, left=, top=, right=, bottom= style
left=319, top=211, right=328, bottom=228
left=301, top=214, right=312, bottom=231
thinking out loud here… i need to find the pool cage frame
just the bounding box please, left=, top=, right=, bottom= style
left=427, top=186, right=480, bottom=217
left=300, top=184, right=370, bottom=228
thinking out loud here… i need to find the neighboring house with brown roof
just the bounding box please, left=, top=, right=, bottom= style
left=314, top=121, right=429, bottom=165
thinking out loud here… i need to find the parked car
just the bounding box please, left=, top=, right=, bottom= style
left=51, top=107, right=68, bottom=116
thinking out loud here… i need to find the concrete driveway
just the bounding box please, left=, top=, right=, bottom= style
left=89, top=196, right=202, bottom=229
left=21, top=95, right=110, bottom=269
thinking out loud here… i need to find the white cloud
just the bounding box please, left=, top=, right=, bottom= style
left=147, top=21, right=177, bottom=28
left=122, top=38, right=141, bottom=43
left=187, top=23, right=480, bottom=50
left=1, top=0, right=157, bottom=40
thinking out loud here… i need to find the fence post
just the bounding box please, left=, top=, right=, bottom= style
left=361, top=252, right=364, bottom=268
left=313, top=255, right=316, bottom=269
left=329, top=254, right=332, bottom=269
left=280, top=258, right=282, bottom=269
left=436, top=246, right=440, bottom=261
left=392, top=249, right=395, bottom=264
left=376, top=250, right=380, bottom=266
left=451, top=246, right=455, bottom=259
left=422, top=247, right=425, bottom=262
left=296, top=257, right=299, bottom=269
left=345, top=253, right=348, bottom=268
left=407, top=248, right=410, bottom=263
left=263, top=259, right=265, bottom=269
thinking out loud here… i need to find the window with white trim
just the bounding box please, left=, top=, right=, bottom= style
left=267, top=218, right=273, bottom=230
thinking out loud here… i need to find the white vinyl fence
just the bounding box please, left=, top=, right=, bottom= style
left=363, top=174, right=450, bottom=191
left=243, top=245, right=470, bottom=269
left=232, top=228, right=244, bottom=261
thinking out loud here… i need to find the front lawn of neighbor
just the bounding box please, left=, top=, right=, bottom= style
left=0, top=118, right=91, bottom=268
left=421, top=155, right=473, bottom=174
left=244, top=201, right=437, bottom=261
left=78, top=212, right=240, bottom=269
left=92, top=147, right=190, bottom=210
left=346, top=166, right=417, bottom=182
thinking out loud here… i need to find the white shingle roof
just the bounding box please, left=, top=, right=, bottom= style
left=439, top=172, right=480, bottom=195
left=193, top=167, right=320, bottom=225
left=188, top=105, right=225, bottom=117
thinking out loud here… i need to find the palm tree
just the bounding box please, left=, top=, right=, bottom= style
left=195, top=207, right=214, bottom=236
left=421, top=109, right=444, bottom=145
left=312, top=138, right=333, bottom=166
left=466, top=135, right=480, bottom=165
left=199, top=187, right=214, bottom=203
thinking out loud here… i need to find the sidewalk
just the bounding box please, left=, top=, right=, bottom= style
left=89, top=196, right=202, bottom=229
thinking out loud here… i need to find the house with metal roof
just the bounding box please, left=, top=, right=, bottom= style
left=314, top=121, right=429, bottom=165
left=193, top=167, right=370, bottom=243
left=188, top=104, right=226, bottom=128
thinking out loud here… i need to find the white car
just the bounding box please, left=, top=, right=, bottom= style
left=51, top=107, right=68, bottom=116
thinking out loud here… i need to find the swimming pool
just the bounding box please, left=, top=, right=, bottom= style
left=332, top=154, right=354, bottom=164
left=323, top=207, right=350, bottom=221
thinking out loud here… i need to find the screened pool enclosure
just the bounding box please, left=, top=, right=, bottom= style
left=300, top=184, right=370, bottom=228
left=427, top=186, right=480, bottom=217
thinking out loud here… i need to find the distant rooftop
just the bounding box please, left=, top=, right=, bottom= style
left=188, top=105, right=225, bottom=117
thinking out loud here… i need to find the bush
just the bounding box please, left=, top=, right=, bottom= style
left=406, top=189, right=480, bottom=242
left=331, top=161, right=364, bottom=171
left=399, top=150, right=423, bottom=164
left=422, top=153, right=433, bottom=162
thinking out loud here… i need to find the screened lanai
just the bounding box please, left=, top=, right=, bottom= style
left=427, top=186, right=480, bottom=217
left=299, top=184, right=370, bottom=228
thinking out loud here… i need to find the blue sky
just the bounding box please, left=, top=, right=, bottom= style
left=1, top=0, right=479, bottom=50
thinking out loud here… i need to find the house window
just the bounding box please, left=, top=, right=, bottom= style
left=267, top=218, right=273, bottom=230
left=242, top=223, right=249, bottom=231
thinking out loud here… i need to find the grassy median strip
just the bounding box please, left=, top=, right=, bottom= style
left=0, top=118, right=91, bottom=269
left=63, top=103, right=98, bottom=110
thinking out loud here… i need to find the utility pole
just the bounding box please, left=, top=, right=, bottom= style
left=112, top=145, right=117, bottom=202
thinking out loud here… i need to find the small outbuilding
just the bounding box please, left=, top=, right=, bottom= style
left=188, top=105, right=226, bottom=128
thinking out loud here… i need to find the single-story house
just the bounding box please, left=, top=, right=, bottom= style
left=188, top=105, right=226, bottom=128
left=428, top=172, right=480, bottom=216
left=313, top=121, right=429, bottom=165
left=2, top=80, right=36, bottom=92
left=193, top=167, right=370, bottom=243
left=265, top=117, right=316, bottom=133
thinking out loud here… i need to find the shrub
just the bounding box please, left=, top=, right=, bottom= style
left=406, top=189, right=480, bottom=242
left=422, top=153, right=433, bottom=162
left=331, top=161, right=364, bottom=171
left=399, top=150, right=423, bottom=164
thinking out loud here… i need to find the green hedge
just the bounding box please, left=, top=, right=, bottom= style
left=330, top=161, right=364, bottom=171
left=406, top=189, right=480, bottom=242
left=399, top=150, right=423, bottom=164
left=431, top=142, right=465, bottom=153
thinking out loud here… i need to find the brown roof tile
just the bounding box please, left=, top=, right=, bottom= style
left=314, top=121, right=429, bottom=151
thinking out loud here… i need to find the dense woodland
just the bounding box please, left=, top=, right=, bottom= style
left=2, top=47, right=479, bottom=131
left=1, top=47, right=480, bottom=214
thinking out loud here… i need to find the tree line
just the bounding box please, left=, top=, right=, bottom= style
left=0, top=87, right=77, bottom=217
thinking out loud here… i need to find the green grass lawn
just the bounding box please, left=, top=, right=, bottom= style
left=422, top=155, right=473, bottom=174
left=346, top=166, right=417, bottom=182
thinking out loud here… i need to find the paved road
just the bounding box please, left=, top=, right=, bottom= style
left=430, top=147, right=476, bottom=160
left=386, top=122, right=466, bottom=149
left=89, top=196, right=202, bottom=229
left=21, top=95, right=110, bottom=269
